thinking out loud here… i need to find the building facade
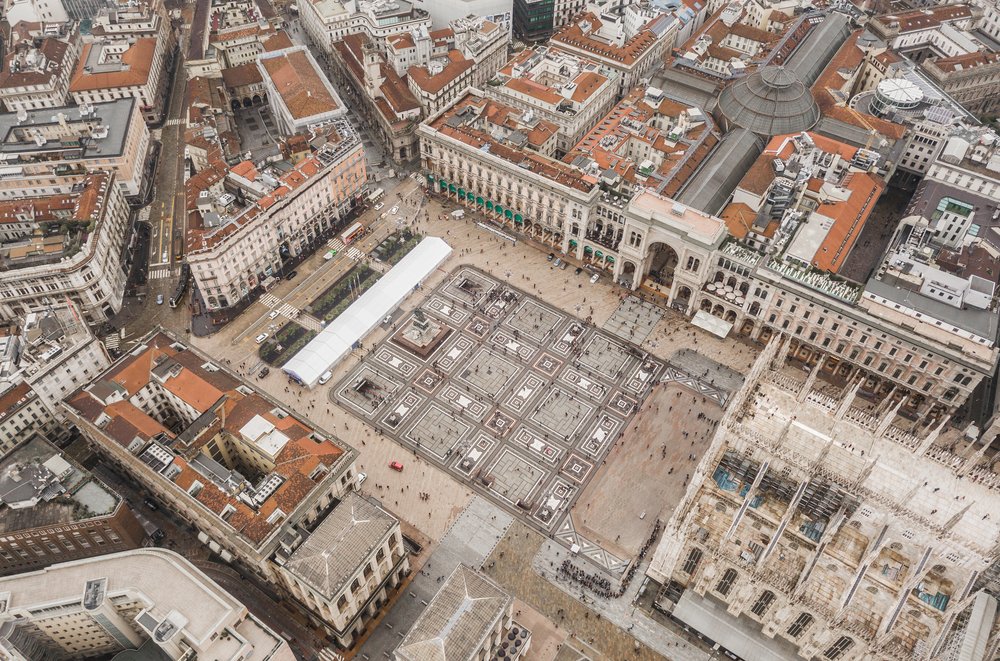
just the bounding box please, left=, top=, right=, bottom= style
left=0, top=32, right=81, bottom=112
left=0, top=548, right=296, bottom=661
left=0, top=436, right=145, bottom=576
left=0, top=98, right=152, bottom=198
left=0, top=172, right=131, bottom=325
left=276, top=492, right=409, bottom=647
left=186, top=121, right=367, bottom=311
left=61, top=331, right=386, bottom=645
left=647, top=336, right=1000, bottom=661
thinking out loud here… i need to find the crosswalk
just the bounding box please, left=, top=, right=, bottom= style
left=316, top=648, right=343, bottom=661
left=327, top=238, right=344, bottom=251
left=261, top=293, right=301, bottom=320
left=347, top=246, right=365, bottom=261
left=163, top=118, right=186, bottom=127
left=148, top=266, right=173, bottom=280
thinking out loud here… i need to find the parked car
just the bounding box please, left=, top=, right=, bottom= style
left=575, top=267, right=583, bottom=275
left=590, top=273, right=600, bottom=284
left=357, top=472, right=368, bottom=487
left=285, top=270, right=298, bottom=280
left=390, top=205, right=399, bottom=214
left=318, top=370, right=333, bottom=385
left=559, top=261, right=568, bottom=270
left=268, top=310, right=279, bottom=319
left=547, top=253, right=555, bottom=261
left=389, top=461, right=404, bottom=472
left=553, top=258, right=562, bottom=268
left=255, top=333, right=269, bottom=344
left=374, top=202, right=384, bottom=210
left=156, top=294, right=163, bottom=305
left=258, top=367, right=270, bottom=378
left=143, top=498, right=159, bottom=511
left=383, top=314, right=393, bottom=325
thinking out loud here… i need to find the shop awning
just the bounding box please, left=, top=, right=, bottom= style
left=514, top=214, right=523, bottom=223
left=495, top=205, right=504, bottom=215
left=467, top=191, right=475, bottom=201
left=486, top=201, right=494, bottom=210
left=583, top=246, right=593, bottom=254
left=595, top=250, right=603, bottom=258
left=476, top=197, right=484, bottom=205
left=448, top=184, right=456, bottom=192
left=607, top=256, right=615, bottom=263
left=569, top=239, right=577, bottom=247
left=458, top=188, right=465, bottom=196
left=426, top=174, right=435, bottom=182
left=504, top=209, right=513, bottom=219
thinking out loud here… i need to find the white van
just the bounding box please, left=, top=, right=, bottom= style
left=318, top=370, right=333, bottom=385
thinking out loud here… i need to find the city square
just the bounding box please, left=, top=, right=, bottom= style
left=334, top=266, right=664, bottom=535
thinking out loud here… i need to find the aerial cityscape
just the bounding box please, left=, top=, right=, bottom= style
left=2, top=0, right=1000, bottom=659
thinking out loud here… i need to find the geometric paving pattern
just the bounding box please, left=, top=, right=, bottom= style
left=556, top=514, right=629, bottom=575
left=660, top=365, right=729, bottom=406
left=335, top=266, right=664, bottom=535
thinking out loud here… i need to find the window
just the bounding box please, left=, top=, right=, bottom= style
left=824, top=636, right=854, bottom=660
left=717, top=569, right=738, bottom=596
left=337, top=594, right=348, bottom=612
left=682, top=548, right=702, bottom=575
left=787, top=612, right=813, bottom=638
left=750, top=591, right=775, bottom=617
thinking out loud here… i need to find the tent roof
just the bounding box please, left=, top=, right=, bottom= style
left=282, top=236, right=452, bottom=386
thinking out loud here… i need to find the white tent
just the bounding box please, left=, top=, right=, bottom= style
left=691, top=310, right=732, bottom=338
left=282, top=236, right=452, bottom=387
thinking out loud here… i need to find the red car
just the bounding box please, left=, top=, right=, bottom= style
left=389, top=461, right=404, bottom=472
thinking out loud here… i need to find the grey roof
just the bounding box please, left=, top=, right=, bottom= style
left=785, top=12, right=852, bottom=87
left=283, top=492, right=397, bottom=599
left=716, top=66, right=820, bottom=137
left=677, top=128, right=764, bottom=216
left=865, top=277, right=999, bottom=340
left=0, top=98, right=136, bottom=163
left=394, top=565, right=512, bottom=661
left=651, top=68, right=720, bottom=109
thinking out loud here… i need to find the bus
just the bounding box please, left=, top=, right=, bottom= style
left=368, top=187, right=385, bottom=204
left=341, top=222, right=365, bottom=244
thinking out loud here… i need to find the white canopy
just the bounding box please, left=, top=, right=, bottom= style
left=691, top=310, right=732, bottom=338
left=282, top=236, right=452, bottom=387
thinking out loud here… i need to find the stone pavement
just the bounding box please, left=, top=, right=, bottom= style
left=668, top=348, right=746, bottom=394
left=603, top=296, right=663, bottom=345
left=335, top=266, right=663, bottom=549
left=482, top=521, right=713, bottom=661
left=358, top=497, right=513, bottom=660
left=530, top=538, right=711, bottom=661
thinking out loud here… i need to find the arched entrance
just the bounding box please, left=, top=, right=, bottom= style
left=675, top=285, right=692, bottom=307
left=252, top=94, right=262, bottom=105
left=646, top=242, right=679, bottom=288
left=242, top=98, right=252, bottom=108
left=231, top=99, right=241, bottom=111
left=621, top=261, right=637, bottom=288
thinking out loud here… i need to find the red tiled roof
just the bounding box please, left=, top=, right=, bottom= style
left=70, top=38, right=156, bottom=91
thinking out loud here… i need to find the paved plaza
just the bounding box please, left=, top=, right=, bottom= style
left=334, top=266, right=664, bottom=543
left=603, top=295, right=663, bottom=344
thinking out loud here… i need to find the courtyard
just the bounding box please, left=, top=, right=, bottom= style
left=334, top=266, right=664, bottom=536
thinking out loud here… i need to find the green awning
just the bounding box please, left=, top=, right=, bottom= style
left=504, top=209, right=513, bottom=219
left=467, top=191, right=475, bottom=201
left=583, top=246, right=593, bottom=254
left=514, top=214, right=523, bottom=223
left=438, top=180, right=447, bottom=190
left=569, top=239, right=577, bottom=247
left=595, top=250, right=604, bottom=258
left=486, top=201, right=494, bottom=210
left=495, top=205, right=504, bottom=214
left=426, top=174, right=435, bottom=182
left=476, top=197, right=484, bottom=205
left=458, top=188, right=465, bottom=196
left=448, top=184, right=456, bottom=192
left=606, top=256, right=615, bottom=263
